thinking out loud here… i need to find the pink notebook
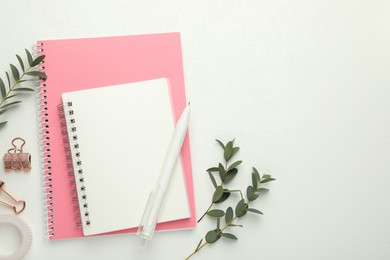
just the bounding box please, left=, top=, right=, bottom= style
left=37, top=33, right=196, bottom=240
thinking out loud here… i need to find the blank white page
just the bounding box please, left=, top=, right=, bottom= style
left=61, top=78, right=190, bottom=236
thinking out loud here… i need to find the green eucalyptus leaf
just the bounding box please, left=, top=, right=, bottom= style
left=25, top=49, right=33, bottom=66
left=217, top=217, right=220, bottom=229
left=227, top=160, right=242, bottom=171
left=13, top=88, right=34, bottom=92
left=208, top=172, right=217, bottom=188
left=5, top=72, right=10, bottom=88
left=31, top=55, right=45, bottom=67
left=253, top=167, right=261, bottom=182
left=250, top=194, right=259, bottom=201
left=205, top=230, right=220, bottom=243
left=246, top=186, right=255, bottom=201
left=235, top=199, right=248, bottom=217
left=207, top=209, right=225, bottom=218
left=0, top=101, right=21, bottom=109
left=218, top=163, right=225, bottom=174
left=258, top=188, right=269, bottom=192
left=16, top=79, right=34, bottom=82
left=16, top=54, right=24, bottom=71
left=231, top=146, right=240, bottom=158
left=263, top=174, right=271, bottom=179
left=0, top=109, right=7, bottom=116
left=247, top=186, right=260, bottom=201
left=212, top=186, right=224, bottom=203
left=247, top=208, right=263, bottom=215
left=221, top=233, right=238, bottom=240
left=0, top=121, right=7, bottom=128
left=214, top=191, right=230, bottom=203
left=225, top=207, right=233, bottom=224
left=261, top=177, right=276, bottom=183
left=5, top=94, right=17, bottom=100
left=206, top=167, right=219, bottom=172
left=10, top=64, right=19, bottom=81
left=218, top=163, right=225, bottom=182
left=25, top=71, right=47, bottom=79
left=252, top=172, right=258, bottom=190
left=216, top=139, right=225, bottom=150
left=224, top=168, right=238, bottom=184
left=224, top=141, right=233, bottom=161
left=0, top=78, right=6, bottom=97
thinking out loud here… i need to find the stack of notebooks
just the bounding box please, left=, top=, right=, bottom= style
left=37, top=33, right=196, bottom=239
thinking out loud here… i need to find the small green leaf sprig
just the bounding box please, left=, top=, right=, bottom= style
left=197, top=139, right=242, bottom=222
left=185, top=139, right=275, bottom=259
left=0, top=49, right=47, bottom=128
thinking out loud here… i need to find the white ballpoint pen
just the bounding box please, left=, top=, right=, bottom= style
left=137, top=102, right=190, bottom=247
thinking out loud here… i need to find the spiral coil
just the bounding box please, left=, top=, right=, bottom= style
left=58, top=102, right=91, bottom=227
left=35, top=42, right=55, bottom=239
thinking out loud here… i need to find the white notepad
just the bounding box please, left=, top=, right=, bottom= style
left=61, top=78, right=190, bottom=236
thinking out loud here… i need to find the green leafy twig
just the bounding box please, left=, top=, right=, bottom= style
left=0, top=49, right=47, bottom=128
left=197, top=139, right=242, bottom=222
left=186, top=139, right=275, bottom=259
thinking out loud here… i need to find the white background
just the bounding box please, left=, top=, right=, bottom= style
left=0, top=0, right=390, bottom=259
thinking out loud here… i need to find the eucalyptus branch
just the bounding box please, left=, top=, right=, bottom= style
left=0, top=49, right=47, bottom=128
left=197, top=187, right=245, bottom=222
left=197, top=139, right=242, bottom=222
left=186, top=139, right=275, bottom=259
left=185, top=216, right=238, bottom=260
left=197, top=202, right=214, bottom=223
left=0, top=66, right=33, bottom=107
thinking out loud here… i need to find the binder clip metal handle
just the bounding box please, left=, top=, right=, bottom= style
left=0, top=181, right=26, bottom=214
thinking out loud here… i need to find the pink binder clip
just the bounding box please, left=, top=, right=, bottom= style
left=3, top=137, right=31, bottom=172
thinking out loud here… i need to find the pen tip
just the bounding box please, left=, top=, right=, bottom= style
left=140, top=238, right=148, bottom=249
left=187, top=101, right=190, bottom=106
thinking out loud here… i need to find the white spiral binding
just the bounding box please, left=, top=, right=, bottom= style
left=34, top=42, right=55, bottom=239
left=59, top=102, right=91, bottom=227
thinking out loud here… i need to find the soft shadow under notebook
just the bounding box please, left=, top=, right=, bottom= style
left=60, top=78, right=189, bottom=236
left=37, top=33, right=196, bottom=240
